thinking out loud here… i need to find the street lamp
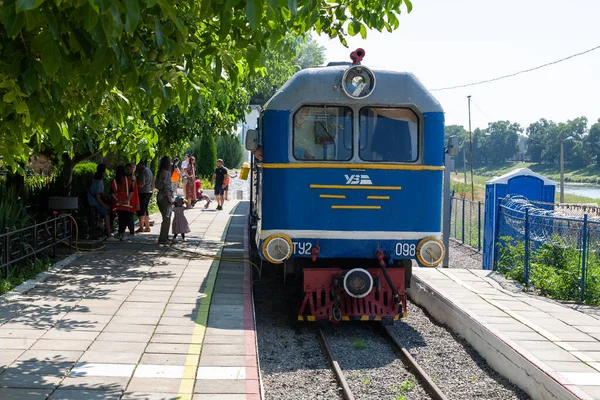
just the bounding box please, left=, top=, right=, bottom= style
left=560, top=136, right=574, bottom=203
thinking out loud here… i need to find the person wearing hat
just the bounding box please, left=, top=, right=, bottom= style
left=211, top=158, right=229, bottom=210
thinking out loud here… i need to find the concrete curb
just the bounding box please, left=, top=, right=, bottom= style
left=0, top=252, right=83, bottom=303
left=408, top=274, right=585, bottom=400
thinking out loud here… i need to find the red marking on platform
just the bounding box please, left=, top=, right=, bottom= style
left=243, top=215, right=261, bottom=399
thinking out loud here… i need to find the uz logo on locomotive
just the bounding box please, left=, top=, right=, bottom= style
left=344, top=174, right=372, bottom=185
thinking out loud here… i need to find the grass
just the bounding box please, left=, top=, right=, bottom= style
left=0, top=257, right=52, bottom=295
left=390, top=375, right=417, bottom=400
left=451, top=169, right=600, bottom=206
left=352, top=339, right=368, bottom=350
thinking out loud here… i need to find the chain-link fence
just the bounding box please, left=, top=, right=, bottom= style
left=450, top=196, right=484, bottom=251
left=496, top=195, right=600, bottom=305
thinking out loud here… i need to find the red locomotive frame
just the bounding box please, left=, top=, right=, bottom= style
left=297, top=268, right=407, bottom=322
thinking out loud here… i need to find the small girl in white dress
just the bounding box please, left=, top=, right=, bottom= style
left=172, top=196, right=191, bottom=241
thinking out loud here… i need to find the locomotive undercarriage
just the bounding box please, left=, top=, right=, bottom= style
left=283, top=258, right=412, bottom=324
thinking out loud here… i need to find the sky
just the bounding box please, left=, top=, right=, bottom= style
left=314, top=0, right=600, bottom=132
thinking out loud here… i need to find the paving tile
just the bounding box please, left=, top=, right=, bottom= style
left=193, top=379, right=256, bottom=394
left=103, top=323, right=156, bottom=334
left=31, top=339, right=92, bottom=352
left=0, top=372, right=63, bottom=388
left=580, top=385, right=600, bottom=398
left=198, top=356, right=246, bottom=367
left=126, top=377, right=182, bottom=393
left=78, top=351, right=142, bottom=364
left=133, top=365, right=184, bottom=379
left=17, top=350, right=84, bottom=363
left=59, top=375, right=130, bottom=391
left=70, top=362, right=136, bottom=377
left=42, top=330, right=100, bottom=341
left=145, top=343, right=195, bottom=354
left=542, top=361, right=599, bottom=373
left=122, top=392, right=181, bottom=400
left=200, top=344, right=244, bottom=357
left=0, top=338, right=37, bottom=350
left=502, top=331, right=549, bottom=341
left=95, top=332, right=153, bottom=343
left=203, top=335, right=244, bottom=345
left=109, top=316, right=162, bottom=326
left=154, top=325, right=196, bottom=335
left=150, top=334, right=197, bottom=344
left=49, top=389, right=122, bottom=399
left=196, top=366, right=245, bottom=380
left=88, top=341, right=147, bottom=353
left=192, top=395, right=247, bottom=400
left=561, top=372, right=600, bottom=385
left=0, top=329, right=48, bottom=340
left=6, top=361, right=73, bottom=375
left=0, top=388, right=53, bottom=400
left=0, top=350, right=24, bottom=367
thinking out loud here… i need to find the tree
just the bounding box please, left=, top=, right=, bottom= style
left=586, top=120, right=600, bottom=167
left=526, top=119, right=553, bottom=163
left=216, top=134, right=244, bottom=169
left=1, top=0, right=413, bottom=173
left=295, top=36, right=326, bottom=69
left=191, top=134, right=217, bottom=178
left=444, top=124, right=469, bottom=164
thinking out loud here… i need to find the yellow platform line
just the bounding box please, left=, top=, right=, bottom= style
left=311, top=184, right=401, bottom=190
left=263, top=163, right=444, bottom=171
left=320, top=194, right=346, bottom=199
left=331, top=205, right=381, bottom=210
left=367, top=196, right=390, bottom=200
left=177, top=210, right=235, bottom=398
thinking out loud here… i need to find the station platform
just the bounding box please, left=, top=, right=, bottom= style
left=410, top=268, right=600, bottom=400
left=0, top=200, right=260, bottom=400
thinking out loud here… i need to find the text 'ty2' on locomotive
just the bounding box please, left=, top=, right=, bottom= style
left=245, top=49, right=446, bottom=324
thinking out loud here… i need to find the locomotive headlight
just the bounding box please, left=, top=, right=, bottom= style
left=343, top=268, right=373, bottom=298
left=262, top=234, right=293, bottom=264
left=416, top=238, right=445, bottom=267
left=342, top=66, right=376, bottom=99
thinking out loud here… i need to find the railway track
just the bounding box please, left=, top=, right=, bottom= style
left=319, top=325, right=448, bottom=400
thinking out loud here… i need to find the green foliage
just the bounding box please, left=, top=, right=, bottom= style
left=0, top=0, right=412, bottom=173
left=351, top=339, right=367, bottom=350
left=189, top=134, right=217, bottom=178
left=216, top=134, right=244, bottom=169
left=0, top=188, right=31, bottom=230
left=497, top=237, right=600, bottom=305
left=390, top=375, right=416, bottom=399
left=0, top=257, right=52, bottom=296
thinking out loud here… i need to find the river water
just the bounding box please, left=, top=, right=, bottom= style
left=563, top=184, right=600, bottom=200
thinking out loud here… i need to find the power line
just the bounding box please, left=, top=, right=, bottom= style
left=431, top=44, right=600, bottom=92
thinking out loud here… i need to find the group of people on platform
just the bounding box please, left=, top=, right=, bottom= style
left=88, top=156, right=233, bottom=245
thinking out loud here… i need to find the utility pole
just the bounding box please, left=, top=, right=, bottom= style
left=560, top=139, right=565, bottom=203
left=468, top=95, right=475, bottom=201
left=462, top=142, right=467, bottom=184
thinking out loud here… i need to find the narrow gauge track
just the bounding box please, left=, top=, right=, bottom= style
left=319, top=326, right=447, bottom=400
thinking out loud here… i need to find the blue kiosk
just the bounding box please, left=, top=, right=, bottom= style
left=482, top=168, right=556, bottom=270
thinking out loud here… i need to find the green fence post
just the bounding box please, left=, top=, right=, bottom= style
left=581, top=214, right=588, bottom=303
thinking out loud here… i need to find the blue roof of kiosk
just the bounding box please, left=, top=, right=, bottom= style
left=263, top=65, right=443, bottom=113
left=486, top=167, right=556, bottom=186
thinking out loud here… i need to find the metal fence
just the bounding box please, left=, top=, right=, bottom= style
left=0, top=215, right=72, bottom=278
left=496, top=196, right=600, bottom=304
left=450, top=196, right=484, bottom=251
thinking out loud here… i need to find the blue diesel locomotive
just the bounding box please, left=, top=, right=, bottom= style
left=246, top=50, right=446, bottom=323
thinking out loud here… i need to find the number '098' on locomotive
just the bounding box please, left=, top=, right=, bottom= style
left=246, top=50, right=446, bottom=324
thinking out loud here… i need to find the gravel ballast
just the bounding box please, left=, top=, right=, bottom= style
left=254, top=269, right=342, bottom=400
left=389, top=302, right=529, bottom=400
left=325, top=324, right=429, bottom=400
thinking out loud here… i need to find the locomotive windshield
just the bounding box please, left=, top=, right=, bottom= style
left=293, top=106, right=353, bottom=161
left=359, top=108, right=419, bottom=162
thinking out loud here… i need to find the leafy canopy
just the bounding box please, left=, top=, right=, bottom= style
left=0, top=0, right=413, bottom=171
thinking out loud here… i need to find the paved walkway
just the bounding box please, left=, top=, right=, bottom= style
left=412, top=268, right=600, bottom=400
left=0, top=200, right=259, bottom=400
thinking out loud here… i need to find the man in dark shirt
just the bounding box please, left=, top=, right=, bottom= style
left=211, top=158, right=229, bottom=210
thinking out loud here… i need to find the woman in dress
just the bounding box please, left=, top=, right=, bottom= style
left=184, top=156, right=197, bottom=208
left=156, top=156, right=175, bottom=244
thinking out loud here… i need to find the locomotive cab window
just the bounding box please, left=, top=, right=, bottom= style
left=293, top=106, right=353, bottom=161
left=359, top=108, right=419, bottom=162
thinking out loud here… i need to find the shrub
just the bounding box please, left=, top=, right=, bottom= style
left=189, top=134, right=217, bottom=178
left=216, top=134, right=245, bottom=169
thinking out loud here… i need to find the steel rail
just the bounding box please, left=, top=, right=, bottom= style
left=383, top=325, right=448, bottom=400
left=318, top=329, right=355, bottom=400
